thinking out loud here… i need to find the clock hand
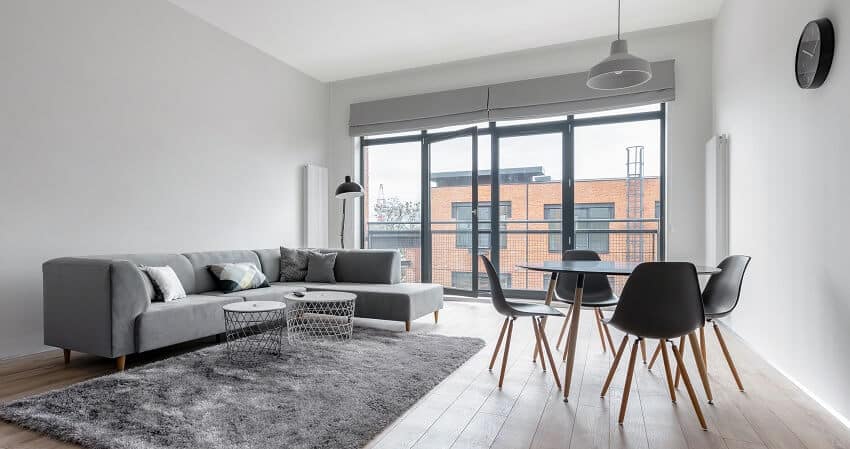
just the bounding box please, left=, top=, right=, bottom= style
left=802, top=49, right=814, bottom=57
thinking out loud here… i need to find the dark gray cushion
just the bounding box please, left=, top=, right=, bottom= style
left=135, top=294, right=243, bottom=352
left=279, top=247, right=313, bottom=282
left=279, top=282, right=443, bottom=322
left=183, top=250, right=261, bottom=293
left=317, top=249, right=401, bottom=284
left=305, top=252, right=337, bottom=283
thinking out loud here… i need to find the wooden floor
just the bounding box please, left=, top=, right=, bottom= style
left=2, top=301, right=849, bottom=449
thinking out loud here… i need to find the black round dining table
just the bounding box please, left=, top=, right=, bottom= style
left=517, top=260, right=721, bottom=400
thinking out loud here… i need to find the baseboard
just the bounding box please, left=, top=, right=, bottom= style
left=719, top=320, right=850, bottom=429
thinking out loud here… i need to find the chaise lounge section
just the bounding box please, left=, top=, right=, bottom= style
left=43, top=248, right=443, bottom=370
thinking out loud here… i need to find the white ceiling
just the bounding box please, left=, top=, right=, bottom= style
left=169, top=0, right=722, bottom=82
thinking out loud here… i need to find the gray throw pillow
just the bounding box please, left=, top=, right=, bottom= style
left=280, top=247, right=313, bottom=282
left=305, top=252, right=337, bottom=283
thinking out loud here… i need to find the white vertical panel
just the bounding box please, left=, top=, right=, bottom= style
left=304, top=164, right=328, bottom=248
left=705, top=135, right=729, bottom=265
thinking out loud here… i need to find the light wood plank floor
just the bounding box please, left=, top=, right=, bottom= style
left=1, top=301, right=849, bottom=449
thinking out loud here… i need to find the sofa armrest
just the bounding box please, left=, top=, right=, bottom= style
left=43, top=258, right=150, bottom=358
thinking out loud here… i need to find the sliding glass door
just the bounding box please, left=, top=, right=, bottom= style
left=425, top=127, right=481, bottom=295
left=360, top=104, right=665, bottom=299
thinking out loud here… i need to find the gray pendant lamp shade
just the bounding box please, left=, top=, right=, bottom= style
left=587, top=0, right=652, bottom=90
left=335, top=175, right=363, bottom=199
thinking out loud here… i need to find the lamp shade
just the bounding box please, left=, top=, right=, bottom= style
left=335, top=175, right=363, bottom=199
left=587, top=40, right=652, bottom=90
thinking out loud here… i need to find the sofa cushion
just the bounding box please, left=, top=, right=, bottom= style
left=280, top=247, right=313, bottom=282
left=305, top=252, right=336, bottom=283
left=253, top=248, right=282, bottom=282
left=208, top=263, right=269, bottom=293
left=183, top=250, right=262, bottom=294
left=211, top=284, right=306, bottom=302
left=278, top=282, right=442, bottom=322
left=135, top=295, right=242, bottom=352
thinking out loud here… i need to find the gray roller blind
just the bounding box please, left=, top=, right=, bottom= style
left=349, top=86, right=489, bottom=137
left=348, top=60, right=674, bottom=136
left=488, top=60, right=675, bottom=120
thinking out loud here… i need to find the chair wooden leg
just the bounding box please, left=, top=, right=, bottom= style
left=713, top=322, right=745, bottom=391
left=672, top=341, right=708, bottom=430
left=498, top=319, right=515, bottom=388
left=640, top=339, right=648, bottom=364
left=594, top=309, right=608, bottom=353
left=617, top=338, right=641, bottom=425
left=556, top=306, right=573, bottom=349
left=659, top=340, right=676, bottom=403
left=63, top=349, right=71, bottom=365
left=700, top=325, right=707, bottom=367
left=115, top=356, right=126, bottom=372
left=674, top=335, right=687, bottom=388
left=601, top=335, right=629, bottom=397
left=647, top=342, right=662, bottom=369
left=532, top=317, right=547, bottom=372
left=600, top=315, right=616, bottom=353
left=405, top=321, right=411, bottom=332
left=688, top=332, right=714, bottom=403
left=434, top=310, right=440, bottom=324
left=536, top=317, right=562, bottom=389
left=489, top=318, right=509, bottom=371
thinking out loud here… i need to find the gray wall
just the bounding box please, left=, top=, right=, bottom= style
left=714, top=0, right=850, bottom=423
left=0, top=0, right=329, bottom=359
left=327, top=21, right=715, bottom=264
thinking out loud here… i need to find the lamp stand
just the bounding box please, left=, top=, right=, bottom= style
left=339, top=198, right=347, bottom=249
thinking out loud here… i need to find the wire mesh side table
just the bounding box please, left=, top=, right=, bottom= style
left=222, top=301, right=286, bottom=363
left=283, top=292, right=356, bottom=345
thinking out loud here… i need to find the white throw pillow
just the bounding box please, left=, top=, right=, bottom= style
left=142, top=266, right=187, bottom=302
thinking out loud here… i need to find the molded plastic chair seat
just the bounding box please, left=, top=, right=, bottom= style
left=505, top=301, right=564, bottom=318
left=555, top=250, right=619, bottom=308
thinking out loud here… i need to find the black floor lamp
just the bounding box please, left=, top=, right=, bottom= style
left=335, top=175, right=364, bottom=248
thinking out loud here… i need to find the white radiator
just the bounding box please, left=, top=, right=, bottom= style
left=304, top=164, right=328, bottom=248
left=705, top=135, right=730, bottom=266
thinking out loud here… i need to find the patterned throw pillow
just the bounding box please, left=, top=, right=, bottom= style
left=279, top=247, right=313, bottom=282
left=305, top=252, right=337, bottom=283
left=208, top=263, right=269, bottom=293
left=140, top=266, right=187, bottom=302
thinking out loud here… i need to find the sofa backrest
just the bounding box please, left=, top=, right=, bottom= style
left=83, top=253, right=195, bottom=299
left=182, top=250, right=262, bottom=293
left=253, top=248, right=402, bottom=284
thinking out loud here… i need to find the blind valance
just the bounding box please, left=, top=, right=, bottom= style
left=349, top=60, right=674, bottom=136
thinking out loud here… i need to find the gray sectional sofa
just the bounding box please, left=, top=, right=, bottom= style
left=43, top=248, right=443, bottom=370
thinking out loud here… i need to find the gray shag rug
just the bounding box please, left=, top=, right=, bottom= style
left=0, top=328, right=484, bottom=449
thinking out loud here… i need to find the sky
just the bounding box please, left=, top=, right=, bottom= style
left=364, top=107, right=661, bottom=219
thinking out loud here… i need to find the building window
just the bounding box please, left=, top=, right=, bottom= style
left=544, top=204, right=562, bottom=253
left=452, top=271, right=512, bottom=290
left=451, top=202, right=511, bottom=249
left=575, top=203, right=614, bottom=253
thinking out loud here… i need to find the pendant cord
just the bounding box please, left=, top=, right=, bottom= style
left=617, top=0, right=621, bottom=40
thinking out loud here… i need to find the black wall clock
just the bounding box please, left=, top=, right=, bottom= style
left=796, top=18, right=835, bottom=89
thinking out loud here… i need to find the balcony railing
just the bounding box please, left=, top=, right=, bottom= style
left=366, top=218, right=660, bottom=293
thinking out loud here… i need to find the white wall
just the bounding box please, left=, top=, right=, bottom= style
left=714, top=0, right=850, bottom=422
left=0, top=0, right=329, bottom=359
left=327, top=21, right=714, bottom=262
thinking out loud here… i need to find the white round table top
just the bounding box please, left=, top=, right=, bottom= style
left=283, top=291, right=356, bottom=303
left=222, top=300, right=286, bottom=313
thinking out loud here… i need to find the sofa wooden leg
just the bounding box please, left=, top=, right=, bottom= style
left=115, top=356, right=126, bottom=371
left=405, top=321, right=411, bottom=332
left=63, top=349, right=71, bottom=365
left=434, top=310, right=439, bottom=324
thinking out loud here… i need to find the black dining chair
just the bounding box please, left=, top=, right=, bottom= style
left=553, top=250, right=623, bottom=359
left=648, top=255, right=751, bottom=393
left=481, top=255, right=563, bottom=390
left=600, top=262, right=708, bottom=430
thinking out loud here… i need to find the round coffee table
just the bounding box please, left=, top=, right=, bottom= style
left=283, top=292, right=356, bottom=344
left=222, top=300, right=286, bottom=362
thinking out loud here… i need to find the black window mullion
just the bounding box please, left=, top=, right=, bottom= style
left=489, top=122, right=500, bottom=286
left=420, top=130, right=431, bottom=283
left=563, top=118, right=575, bottom=252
